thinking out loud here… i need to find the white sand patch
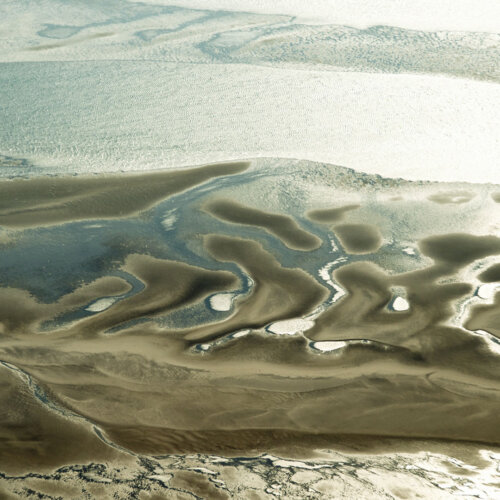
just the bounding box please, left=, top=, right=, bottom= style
left=392, top=296, right=410, bottom=311
left=209, top=293, right=235, bottom=312
left=267, top=318, right=315, bottom=335
left=318, top=258, right=348, bottom=302
left=148, top=474, right=173, bottom=483
left=473, top=330, right=500, bottom=355
left=477, top=283, right=499, bottom=300
left=195, top=329, right=252, bottom=354
left=231, top=329, right=251, bottom=338
left=329, top=238, right=338, bottom=252
left=402, top=247, right=416, bottom=256
left=85, top=297, right=117, bottom=312
left=272, top=459, right=323, bottom=469
left=161, top=211, right=177, bottom=231
left=189, top=467, right=217, bottom=475
left=311, top=341, right=347, bottom=352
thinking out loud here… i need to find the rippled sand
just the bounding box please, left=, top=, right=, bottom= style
left=0, top=158, right=499, bottom=498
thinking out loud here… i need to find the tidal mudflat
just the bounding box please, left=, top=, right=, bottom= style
left=0, top=158, right=499, bottom=498
left=1, top=0, right=500, bottom=497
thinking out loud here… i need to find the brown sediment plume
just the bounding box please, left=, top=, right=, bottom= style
left=306, top=204, right=359, bottom=223
left=68, top=254, right=240, bottom=337
left=332, top=223, right=382, bottom=254
left=204, top=198, right=322, bottom=251
left=0, top=161, right=249, bottom=228
left=181, top=235, right=329, bottom=342
left=427, top=190, right=476, bottom=204
left=478, top=263, right=500, bottom=282
left=0, top=363, right=131, bottom=475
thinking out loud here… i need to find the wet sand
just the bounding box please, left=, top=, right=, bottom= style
left=69, top=254, right=240, bottom=337
left=479, top=263, right=500, bottom=282
left=427, top=190, right=476, bottom=204
left=183, top=235, right=328, bottom=342
left=465, top=292, right=500, bottom=338
left=418, top=233, right=500, bottom=268
left=307, top=233, right=500, bottom=346
left=307, top=204, right=360, bottom=223
left=0, top=276, right=131, bottom=335
left=332, top=223, right=383, bottom=254
left=25, top=32, right=114, bottom=52
left=0, top=159, right=499, bottom=493
left=0, top=161, right=249, bottom=228
left=205, top=198, right=322, bottom=250
left=0, top=363, right=131, bottom=475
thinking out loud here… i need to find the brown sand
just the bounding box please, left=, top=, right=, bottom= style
left=0, top=276, right=131, bottom=335
left=68, top=254, right=240, bottom=337
left=0, top=161, right=249, bottom=228
left=478, top=263, right=500, bottom=282
left=306, top=204, right=360, bottom=223
left=427, top=190, right=476, bottom=204
left=419, top=233, right=500, bottom=268
left=332, top=223, right=382, bottom=254
left=182, top=235, right=328, bottom=342
left=465, top=292, right=500, bottom=338
left=0, top=164, right=499, bottom=470
left=0, top=229, right=499, bottom=457
left=204, top=198, right=322, bottom=250
left=0, top=363, right=131, bottom=475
